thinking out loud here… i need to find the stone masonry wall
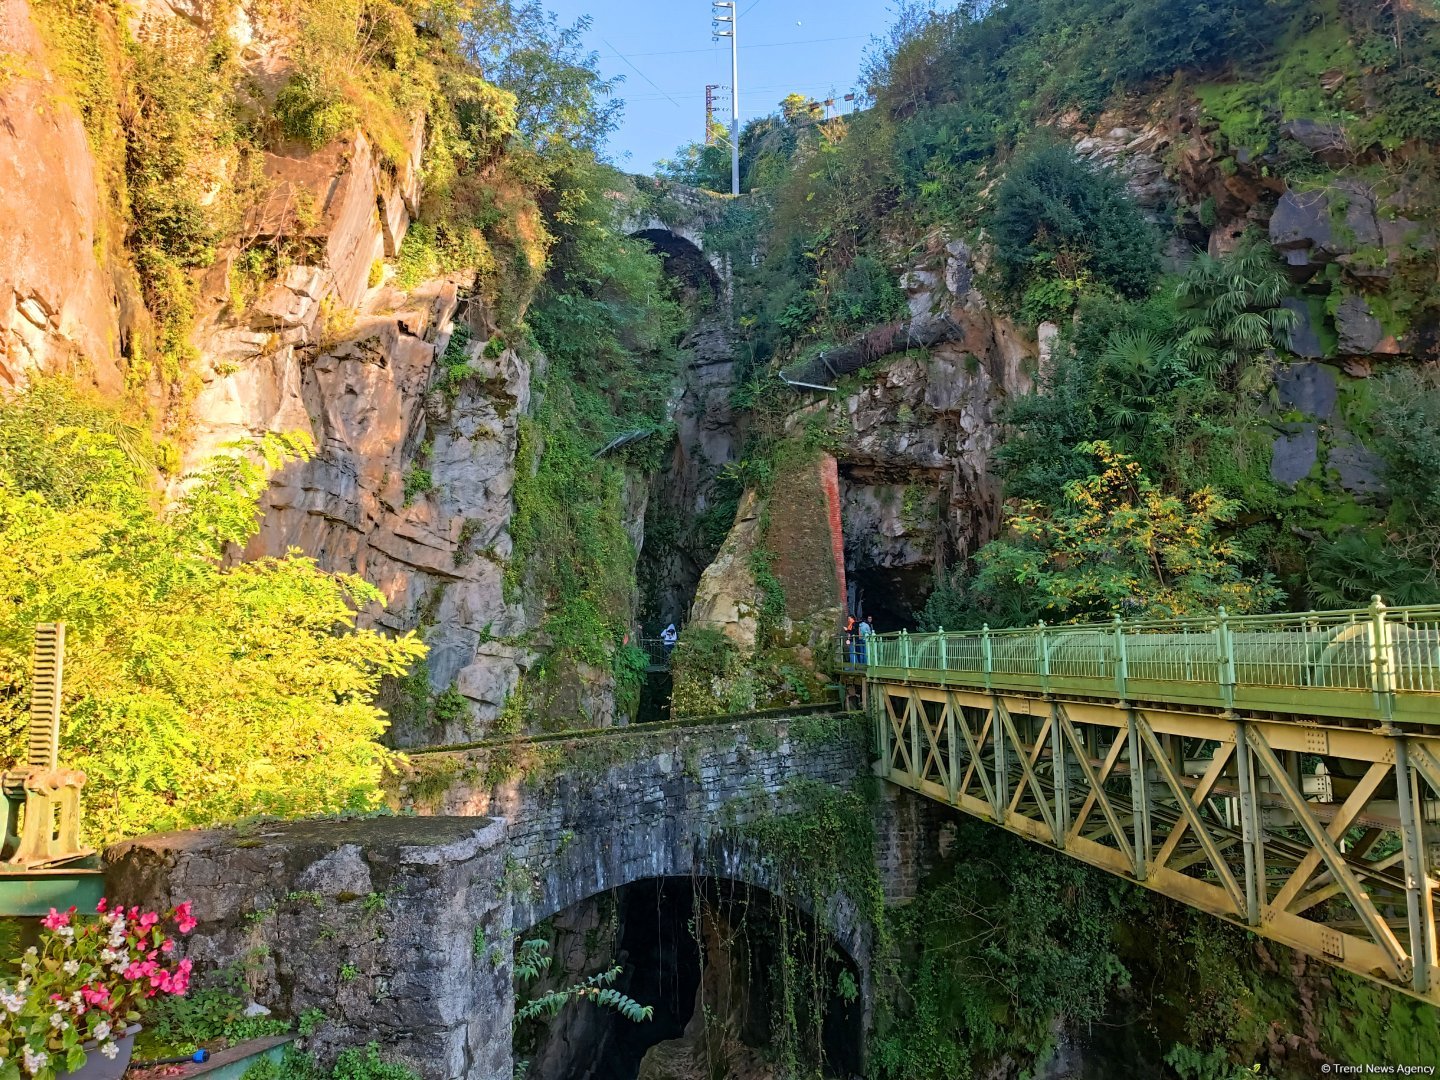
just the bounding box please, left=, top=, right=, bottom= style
left=106, top=713, right=944, bottom=1079
left=107, top=817, right=515, bottom=1080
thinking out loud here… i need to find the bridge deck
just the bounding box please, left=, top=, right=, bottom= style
left=851, top=601, right=1440, bottom=1007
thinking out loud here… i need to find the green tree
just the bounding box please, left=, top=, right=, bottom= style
left=988, top=142, right=1160, bottom=308
left=0, top=383, right=423, bottom=841
left=977, top=442, right=1282, bottom=621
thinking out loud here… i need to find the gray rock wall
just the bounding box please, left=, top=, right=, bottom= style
left=107, top=713, right=940, bottom=1079
left=107, top=817, right=516, bottom=1080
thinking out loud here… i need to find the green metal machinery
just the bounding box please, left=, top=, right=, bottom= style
left=0, top=624, right=102, bottom=916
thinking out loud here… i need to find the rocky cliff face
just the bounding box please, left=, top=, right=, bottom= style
left=0, top=0, right=549, bottom=744
left=686, top=237, right=1036, bottom=641
left=0, top=0, right=124, bottom=393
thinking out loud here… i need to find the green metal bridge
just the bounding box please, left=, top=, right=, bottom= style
left=846, top=598, right=1440, bottom=1006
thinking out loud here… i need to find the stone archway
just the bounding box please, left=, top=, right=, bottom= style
left=518, top=872, right=867, bottom=1080
left=629, top=227, right=725, bottom=303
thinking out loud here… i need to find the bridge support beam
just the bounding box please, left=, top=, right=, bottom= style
left=874, top=680, right=1440, bottom=1007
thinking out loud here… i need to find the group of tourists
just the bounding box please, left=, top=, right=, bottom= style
left=843, top=614, right=875, bottom=664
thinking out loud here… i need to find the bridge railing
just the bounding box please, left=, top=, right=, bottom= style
left=860, top=597, right=1440, bottom=727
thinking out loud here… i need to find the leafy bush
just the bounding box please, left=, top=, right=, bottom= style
left=978, top=442, right=1282, bottom=621
left=274, top=73, right=357, bottom=148
left=988, top=143, right=1159, bottom=306
left=872, top=818, right=1140, bottom=1078
left=0, top=383, right=423, bottom=841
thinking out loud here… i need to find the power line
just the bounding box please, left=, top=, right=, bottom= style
left=605, top=34, right=864, bottom=59
left=739, top=0, right=765, bottom=16
left=624, top=81, right=846, bottom=101
left=600, top=35, right=683, bottom=110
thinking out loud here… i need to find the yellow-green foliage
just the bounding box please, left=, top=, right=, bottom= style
left=30, top=0, right=538, bottom=420
left=0, top=383, right=423, bottom=842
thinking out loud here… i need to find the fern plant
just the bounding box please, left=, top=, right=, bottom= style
left=1174, top=231, right=1296, bottom=384
left=512, top=939, right=653, bottom=1025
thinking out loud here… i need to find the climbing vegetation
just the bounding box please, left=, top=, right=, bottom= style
left=0, top=383, right=422, bottom=842
left=735, top=778, right=882, bottom=1075
left=989, top=142, right=1160, bottom=312
left=508, top=147, right=685, bottom=694
left=512, top=939, right=653, bottom=1024
left=873, top=820, right=1140, bottom=1079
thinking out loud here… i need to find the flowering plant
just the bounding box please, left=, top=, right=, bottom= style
left=0, top=899, right=196, bottom=1078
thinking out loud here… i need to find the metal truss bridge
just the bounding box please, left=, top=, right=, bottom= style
left=846, top=599, right=1440, bottom=1005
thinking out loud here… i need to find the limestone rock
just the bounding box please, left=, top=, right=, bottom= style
left=1327, top=434, right=1386, bottom=496
left=1282, top=299, right=1327, bottom=359
left=1279, top=119, right=1348, bottom=166
left=1334, top=294, right=1389, bottom=356
left=1271, top=424, right=1319, bottom=486
left=0, top=2, right=123, bottom=391
left=1275, top=361, right=1337, bottom=420
left=689, top=491, right=762, bottom=650
left=1270, top=181, right=1381, bottom=273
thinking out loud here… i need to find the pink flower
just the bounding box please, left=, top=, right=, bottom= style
left=96, top=898, right=108, bottom=914
left=138, top=912, right=159, bottom=931
left=40, top=909, right=70, bottom=931
left=175, top=902, right=197, bottom=934
left=160, top=939, right=175, bottom=954
left=80, top=985, right=110, bottom=1007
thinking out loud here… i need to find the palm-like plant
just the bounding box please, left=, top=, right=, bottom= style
left=1174, top=232, right=1297, bottom=384
left=1095, top=328, right=1173, bottom=437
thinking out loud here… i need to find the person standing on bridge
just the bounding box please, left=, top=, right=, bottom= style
left=845, top=614, right=857, bottom=663
left=661, top=623, right=678, bottom=656
left=857, top=616, right=873, bottom=664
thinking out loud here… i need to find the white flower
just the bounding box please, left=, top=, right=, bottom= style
left=21, top=1046, right=49, bottom=1075
left=100, top=948, right=119, bottom=964
left=16, top=979, right=28, bottom=993
left=99, top=1043, right=119, bottom=1061
left=56, top=925, right=73, bottom=940
left=62, top=960, right=79, bottom=976
left=0, top=988, right=24, bottom=1013
left=93, top=1020, right=111, bottom=1040
left=49, top=1011, right=67, bottom=1029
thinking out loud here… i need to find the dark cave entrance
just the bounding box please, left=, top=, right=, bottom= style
left=847, top=564, right=933, bottom=632
left=518, top=877, right=864, bottom=1080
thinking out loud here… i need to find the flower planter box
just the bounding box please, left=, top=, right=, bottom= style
left=60, top=1025, right=141, bottom=1080
left=128, top=1037, right=295, bottom=1080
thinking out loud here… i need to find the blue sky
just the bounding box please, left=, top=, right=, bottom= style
left=541, top=0, right=904, bottom=170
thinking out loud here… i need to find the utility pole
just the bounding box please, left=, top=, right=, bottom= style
left=711, top=1, right=740, bottom=195
left=705, top=84, right=720, bottom=145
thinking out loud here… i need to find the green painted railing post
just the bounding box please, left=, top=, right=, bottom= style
left=901, top=629, right=912, bottom=674
left=982, top=624, right=993, bottom=692
left=938, top=627, right=947, bottom=678
left=1216, top=607, right=1236, bottom=712
left=1112, top=615, right=1128, bottom=703
left=1038, top=621, right=1051, bottom=696
left=1370, top=594, right=1396, bottom=724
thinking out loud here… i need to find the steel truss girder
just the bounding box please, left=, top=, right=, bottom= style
left=871, top=681, right=1440, bottom=1005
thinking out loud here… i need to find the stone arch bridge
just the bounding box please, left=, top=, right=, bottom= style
left=615, top=175, right=742, bottom=296
left=106, top=709, right=936, bottom=1080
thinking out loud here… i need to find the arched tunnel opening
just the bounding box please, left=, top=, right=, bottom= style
left=516, top=876, right=864, bottom=1079
left=631, top=228, right=724, bottom=309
